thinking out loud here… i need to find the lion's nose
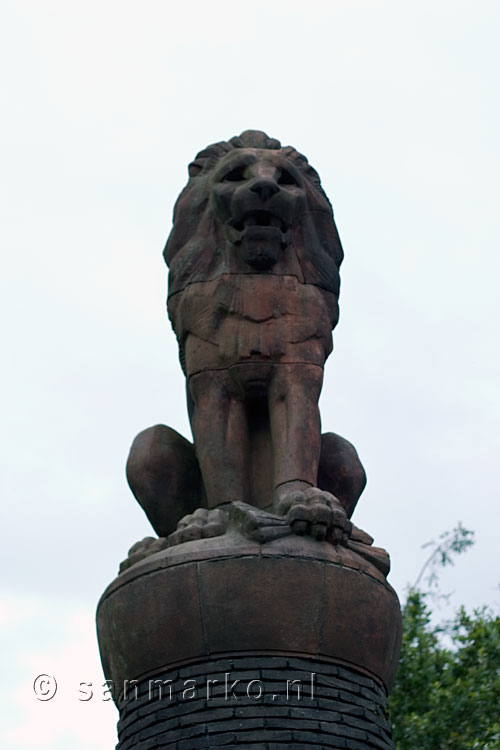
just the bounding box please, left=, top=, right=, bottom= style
left=250, top=179, right=280, bottom=202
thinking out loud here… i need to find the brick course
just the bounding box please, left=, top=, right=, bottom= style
left=116, top=656, right=394, bottom=749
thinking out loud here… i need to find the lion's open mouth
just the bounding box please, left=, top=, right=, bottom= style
left=231, top=210, right=287, bottom=233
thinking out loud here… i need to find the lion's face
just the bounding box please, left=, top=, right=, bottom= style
left=210, top=149, right=307, bottom=270
left=164, top=131, right=343, bottom=298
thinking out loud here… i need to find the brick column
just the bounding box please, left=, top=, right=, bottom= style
left=116, top=656, right=393, bottom=749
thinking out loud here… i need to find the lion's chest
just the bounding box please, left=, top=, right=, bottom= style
left=214, top=274, right=296, bottom=322
left=169, top=274, right=335, bottom=370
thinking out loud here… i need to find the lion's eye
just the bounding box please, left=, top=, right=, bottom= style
left=222, top=165, right=247, bottom=182
left=278, top=169, right=299, bottom=187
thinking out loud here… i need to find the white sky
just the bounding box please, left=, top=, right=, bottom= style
left=1, top=1, right=499, bottom=747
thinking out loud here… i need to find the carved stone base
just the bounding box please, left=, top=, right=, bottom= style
left=116, top=655, right=394, bottom=749
left=97, top=532, right=401, bottom=710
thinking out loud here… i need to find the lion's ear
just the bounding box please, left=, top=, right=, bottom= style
left=188, top=160, right=204, bottom=177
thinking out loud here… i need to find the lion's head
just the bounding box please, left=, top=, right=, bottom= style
left=164, top=130, right=343, bottom=297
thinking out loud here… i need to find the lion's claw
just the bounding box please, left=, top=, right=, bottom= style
left=168, top=507, right=228, bottom=547
left=119, top=536, right=169, bottom=573
left=278, top=488, right=350, bottom=545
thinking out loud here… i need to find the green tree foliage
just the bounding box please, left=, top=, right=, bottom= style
left=389, top=526, right=500, bottom=749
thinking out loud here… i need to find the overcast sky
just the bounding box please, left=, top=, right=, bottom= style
left=1, top=1, right=499, bottom=747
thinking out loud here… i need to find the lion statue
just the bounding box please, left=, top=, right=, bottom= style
left=126, top=130, right=366, bottom=548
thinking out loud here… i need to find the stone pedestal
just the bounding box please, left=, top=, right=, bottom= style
left=97, top=530, right=401, bottom=748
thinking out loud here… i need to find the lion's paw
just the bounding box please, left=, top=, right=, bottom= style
left=168, top=507, right=228, bottom=547
left=119, top=536, right=169, bottom=573
left=277, top=488, right=350, bottom=544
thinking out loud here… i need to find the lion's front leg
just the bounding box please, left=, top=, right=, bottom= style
left=268, top=362, right=324, bottom=492
left=268, top=363, right=350, bottom=544
left=188, top=369, right=251, bottom=508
